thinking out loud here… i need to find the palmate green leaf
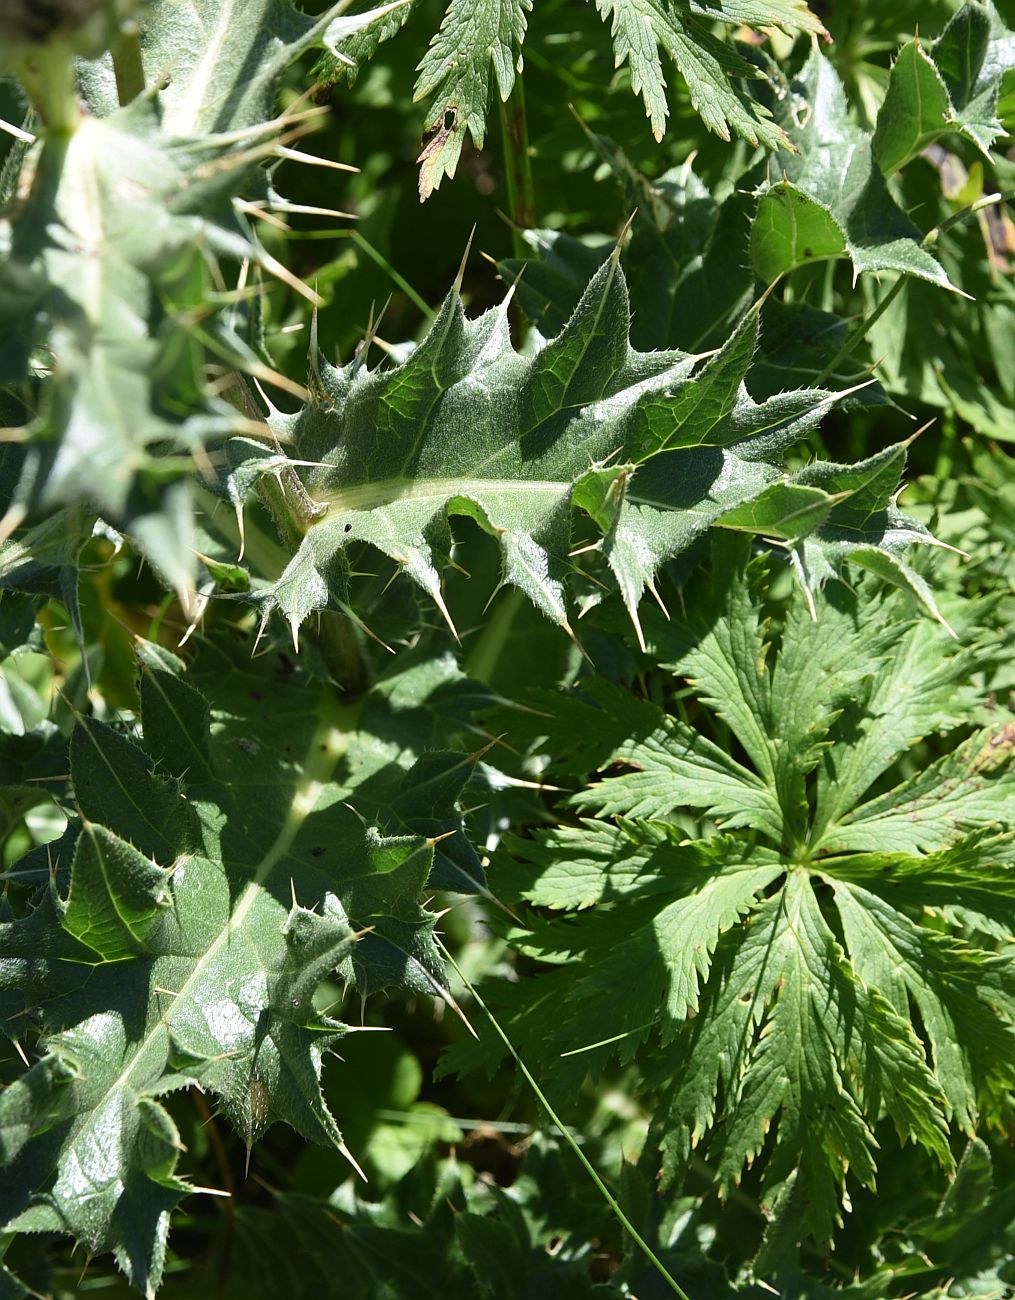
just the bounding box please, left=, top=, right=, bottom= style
left=655, top=873, right=954, bottom=1243
left=522, top=680, right=784, bottom=836
left=315, top=0, right=824, bottom=197
left=0, top=633, right=482, bottom=1296
left=222, top=257, right=939, bottom=650
left=477, top=542, right=1015, bottom=1249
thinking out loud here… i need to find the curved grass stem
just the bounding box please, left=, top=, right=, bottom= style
left=438, top=939, right=693, bottom=1300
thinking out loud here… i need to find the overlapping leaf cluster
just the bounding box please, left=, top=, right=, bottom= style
left=315, top=0, right=828, bottom=197
left=503, top=0, right=1015, bottom=435
left=0, top=1, right=1012, bottom=1297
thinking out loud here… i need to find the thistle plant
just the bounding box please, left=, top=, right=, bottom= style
left=0, top=2, right=1012, bottom=1296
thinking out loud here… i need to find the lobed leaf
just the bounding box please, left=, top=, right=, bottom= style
left=478, top=547, right=1015, bottom=1245
left=222, top=261, right=940, bottom=649
left=0, top=634, right=481, bottom=1293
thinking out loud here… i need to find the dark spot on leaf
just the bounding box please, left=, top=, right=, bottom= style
left=249, top=690, right=262, bottom=700
left=803, top=246, right=813, bottom=257
left=277, top=653, right=295, bottom=676
left=344, top=523, right=352, bottom=533
left=310, top=846, right=325, bottom=857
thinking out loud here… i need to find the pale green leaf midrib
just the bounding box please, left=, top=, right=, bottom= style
left=103, top=686, right=361, bottom=1100
left=315, top=475, right=574, bottom=515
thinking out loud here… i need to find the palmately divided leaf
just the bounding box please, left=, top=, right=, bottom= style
left=221, top=260, right=940, bottom=647
left=0, top=634, right=481, bottom=1294
left=682, top=872, right=951, bottom=1242
left=474, top=545, right=1014, bottom=1246
left=830, top=878, right=1015, bottom=1129
left=519, top=678, right=783, bottom=837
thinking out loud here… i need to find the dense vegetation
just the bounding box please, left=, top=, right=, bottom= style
left=1, top=0, right=1013, bottom=1295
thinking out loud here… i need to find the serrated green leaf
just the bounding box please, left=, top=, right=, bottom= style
left=227, top=262, right=937, bottom=650
left=414, top=0, right=530, bottom=199
left=823, top=723, right=1015, bottom=854
left=594, top=0, right=788, bottom=149
left=752, top=49, right=958, bottom=288
left=830, top=879, right=1015, bottom=1128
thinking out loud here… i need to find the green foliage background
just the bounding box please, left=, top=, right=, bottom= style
left=0, top=0, right=1013, bottom=1296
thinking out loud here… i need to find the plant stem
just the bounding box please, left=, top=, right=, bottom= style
left=498, top=76, right=536, bottom=259
left=111, top=22, right=146, bottom=107
left=464, top=586, right=524, bottom=684
left=925, top=187, right=1015, bottom=246
left=812, top=275, right=907, bottom=389
left=318, top=610, right=372, bottom=697
left=438, top=940, right=693, bottom=1300
left=349, top=230, right=435, bottom=321
left=812, top=188, right=1015, bottom=389
left=18, top=44, right=79, bottom=135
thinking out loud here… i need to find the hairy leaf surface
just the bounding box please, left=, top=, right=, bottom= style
left=0, top=634, right=480, bottom=1294
left=221, top=259, right=941, bottom=648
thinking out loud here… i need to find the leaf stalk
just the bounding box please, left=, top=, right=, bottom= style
left=497, top=76, right=536, bottom=260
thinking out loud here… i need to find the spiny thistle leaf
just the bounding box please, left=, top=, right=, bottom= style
left=132, top=0, right=409, bottom=137
left=0, top=0, right=402, bottom=607
left=0, top=634, right=482, bottom=1294
left=223, top=257, right=942, bottom=649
